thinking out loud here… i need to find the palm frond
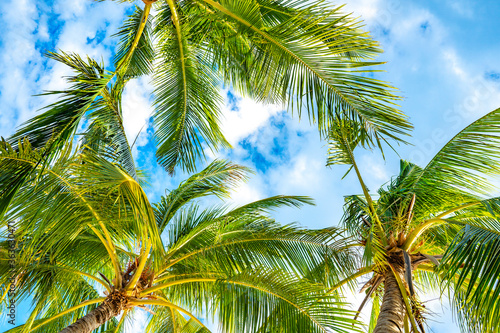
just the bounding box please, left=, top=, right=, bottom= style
left=0, top=139, right=41, bottom=219
left=83, top=80, right=138, bottom=179
left=76, top=152, right=164, bottom=262
left=327, top=118, right=368, bottom=167
left=197, top=0, right=411, bottom=143
left=440, top=220, right=500, bottom=332
left=256, top=0, right=380, bottom=61
left=413, top=107, right=500, bottom=197
left=162, top=194, right=314, bottom=262
left=153, top=1, right=229, bottom=174
left=157, top=195, right=357, bottom=297
left=154, top=159, right=251, bottom=233
left=113, top=5, right=154, bottom=78
left=148, top=269, right=361, bottom=333
left=9, top=52, right=112, bottom=153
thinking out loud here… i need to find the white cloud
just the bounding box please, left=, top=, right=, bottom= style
left=0, top=0, right=42, bottom=133
left=442, top=49, right=467, bottom=80
left=122, top=76, right=154, bottom=149
left=341, top=0, right=383, bottom=22
left=446, top=0, right=474, bottom=18
left=220, top=89, right=283, bottom=145
left=227, top=180, right=265, bottom=207
left=54, top=1, right=127, bottom=58
left=359, top=155, right=391, bottom=188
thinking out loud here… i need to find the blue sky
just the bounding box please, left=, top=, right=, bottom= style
left=1, top=0, right=500, bottom=332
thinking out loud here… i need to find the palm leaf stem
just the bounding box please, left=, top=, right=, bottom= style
left=342, top=133, right=386, bottom=245
left=403, top=218, right=445, bottom=251
left=403, top=314, right=410, bottom=333
left=45, top=264, right=112, bottom=293
left=415, top=265, right=436, bottom=273
left=326, top=265, right=375, bottom=294
left=125, top=240, right=152, bottom=292
left=116, top=3, right=152, bottom=74
left=435, top=201, right=483, bottom=219
left=164, top=0, right=189, bottom=167
left=128, top=299, right=205, bottom=327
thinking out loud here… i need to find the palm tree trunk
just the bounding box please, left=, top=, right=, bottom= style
left=59, top=298, right=123, bottom=333
left=373, top=268, right=406, bottom=333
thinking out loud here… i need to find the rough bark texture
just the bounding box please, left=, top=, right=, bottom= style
left=373, top=268, right=406, bottom=333
left=59, top=298, right=122, bottom=333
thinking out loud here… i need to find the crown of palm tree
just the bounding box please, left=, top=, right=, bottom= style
left=0, top=140, right=361, bottom=333
left=326, top=108, right=500, bottom=332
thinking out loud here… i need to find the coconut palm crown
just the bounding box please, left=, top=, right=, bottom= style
left=326, top=108, right=500, bottom=333
left=0, top=139, right=361, bottom=333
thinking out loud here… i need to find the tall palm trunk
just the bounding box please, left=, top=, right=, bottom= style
left=59, top=297, right=123, bottom=333
left=373, top=267, right=406, bottom=333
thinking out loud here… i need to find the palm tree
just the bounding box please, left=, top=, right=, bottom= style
left=9, top=0, right=411, bottom=176
left=324, top=108, right=500, bottom=332
left=0, top=140, right=360, bottom=333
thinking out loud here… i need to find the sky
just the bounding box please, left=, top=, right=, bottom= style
left=1, top=0, right=500, bottom=332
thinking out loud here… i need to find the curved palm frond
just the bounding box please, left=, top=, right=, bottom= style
left=413, top=107, right=500, bottom=198
left=113, top=5, right=155, bottom=78
left=9, top=52, right=113, bottom=154
left=143, top=269, right=361, bottom=333
left=196, top=0, right=411, bottom=142
left=83, top=80, right=138, bottom=179
left=153, top=1, right=229, bottom=174
left=157, top=194, right=358, bottom=294
left=154, top=159, right=251, bottom=233
left=162, top=195, right=316, bottom=263
left=439, top=219, right=500, bottom=333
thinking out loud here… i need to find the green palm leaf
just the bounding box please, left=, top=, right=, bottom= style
left=440, top=219, right=500, bottom=332
left=0, top=139, right=41, bottom=219
left=83, top=80, right=138, bottom=179
left=413, top=107, right=500, bottom=197
left=154, top=159, right=251, bottom=233
left=153, top=1, right=230, bottom=174
left=9, top=52, right=113, bottom=153
left=196, top=0, right=411, bottom=141
left=113, top=5, right=155, bottom=78
left=327, top=117, right=368, bottom=167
